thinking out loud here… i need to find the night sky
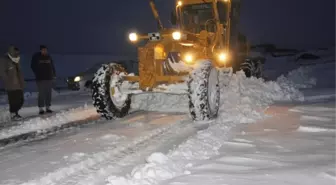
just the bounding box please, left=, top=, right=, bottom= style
left=0, top=0, right=334, bottom=54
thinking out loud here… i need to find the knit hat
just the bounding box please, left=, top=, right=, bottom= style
left=8, top=45, right=20, bottom=58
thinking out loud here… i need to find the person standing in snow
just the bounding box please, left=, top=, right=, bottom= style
left=31, top=45, right=56, bottom=115
left=0, top=46, right=25, bottom=121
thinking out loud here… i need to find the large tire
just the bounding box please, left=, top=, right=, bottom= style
left=240, top=58, right=264, bottom=78
left=91, top=63, right=131, bottom=120
left=187, top=61, right=220, bottom=121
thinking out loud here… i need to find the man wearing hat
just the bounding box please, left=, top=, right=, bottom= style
left=31, top=45, right=56, bottom=115
left=0, top=45, right=25, bottom=121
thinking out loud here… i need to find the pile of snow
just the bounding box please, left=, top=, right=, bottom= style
left=276, top=66, right=317, bottom=89
left=217, top=69, right=304, bottom=124
left=106, top=65, right=309, bottom=185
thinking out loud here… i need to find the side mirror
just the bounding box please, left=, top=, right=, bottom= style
left=170, top=11, right=177, bottom=25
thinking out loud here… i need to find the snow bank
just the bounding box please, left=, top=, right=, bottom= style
left=106, top=66, right=308, bottom=185
left=23, top=89, right=78, bottom=100
left=217, top=70, right=304, bottom=124
left=276, top=66, right=317, bottom=89
left=0, top=105, right=97, bottom=140
left=0, top=89, right=81, bottom=105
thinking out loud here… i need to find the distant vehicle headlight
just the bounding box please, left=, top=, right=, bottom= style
left=74, top=76, right=81, bottom=82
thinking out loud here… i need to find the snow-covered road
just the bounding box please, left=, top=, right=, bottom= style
left=160, top=93, right=335, bottom=185
left=0, top=111, right=201, bottom=185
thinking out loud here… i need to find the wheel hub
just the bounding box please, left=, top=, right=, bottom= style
left=109, top=75, right=128, bottom=109
left=207, top=68, right=220, bottom=116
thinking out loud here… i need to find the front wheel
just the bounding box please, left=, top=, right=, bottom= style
left=91, top=63, right=131, bottom=120
left=187, top=61, right=220, bottom=121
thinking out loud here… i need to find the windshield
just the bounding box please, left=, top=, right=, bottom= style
left=181, top=2, right=227, bottom=33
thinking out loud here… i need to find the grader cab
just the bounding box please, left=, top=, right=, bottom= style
left=91, top=0, right=261, bottom=121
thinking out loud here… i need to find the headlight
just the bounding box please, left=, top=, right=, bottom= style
left=172, top=31, right=182, bottom=40
left=129, top=32, right=138, bottom=42
left=218, top=52, right=228, bottom=63
left=74, top=76, right=81, bottom=82
left=184, top=53, right=193, bottom=64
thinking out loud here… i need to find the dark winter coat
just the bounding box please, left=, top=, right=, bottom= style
left=31, top=52, right=56, bottom=81
left=0, top=55, right=25, bottom=90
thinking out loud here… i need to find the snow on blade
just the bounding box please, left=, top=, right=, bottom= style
left=131, top=93, right=189, bottom=113
left=0, top=105, right=97, bottom=140
left=106, top=65, right=308, bottom=185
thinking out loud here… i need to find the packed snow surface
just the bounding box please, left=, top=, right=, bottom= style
left=158, top=100, right=335, bottom=185
left=2, top=112, right=190, bottom=185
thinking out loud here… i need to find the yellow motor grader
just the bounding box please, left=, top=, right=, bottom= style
left=91, top=0, right=261, bottom=121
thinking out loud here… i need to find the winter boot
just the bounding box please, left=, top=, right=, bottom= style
left=39, top=108, right=45, bottom=115
left=46, top=107, right=53, bottom=113
left=11, top=113, right=22, bottom=121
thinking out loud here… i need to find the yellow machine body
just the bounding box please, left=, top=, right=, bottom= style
left=125, top=0, right=249, bottom=91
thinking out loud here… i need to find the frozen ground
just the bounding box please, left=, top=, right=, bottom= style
left=155, top=95, right=335, bottom=185
left=0, top=52, right=334, bottom=185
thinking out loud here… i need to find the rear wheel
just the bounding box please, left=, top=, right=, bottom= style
left=91, top=63, right=131, bottom=120
left=240, top=58, right=264, bottom=78
left=188, top=61, right=220, bottom=121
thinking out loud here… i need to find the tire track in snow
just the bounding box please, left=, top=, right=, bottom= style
left=75, top=120, right=202, bottom=185
left=20, top=118, right=195, bottom=185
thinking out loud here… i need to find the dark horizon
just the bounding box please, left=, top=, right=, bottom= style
left=0, top=0, right=334, bottom=54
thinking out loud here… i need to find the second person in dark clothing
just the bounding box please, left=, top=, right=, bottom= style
left=31, top=45, right=56, bottom=115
